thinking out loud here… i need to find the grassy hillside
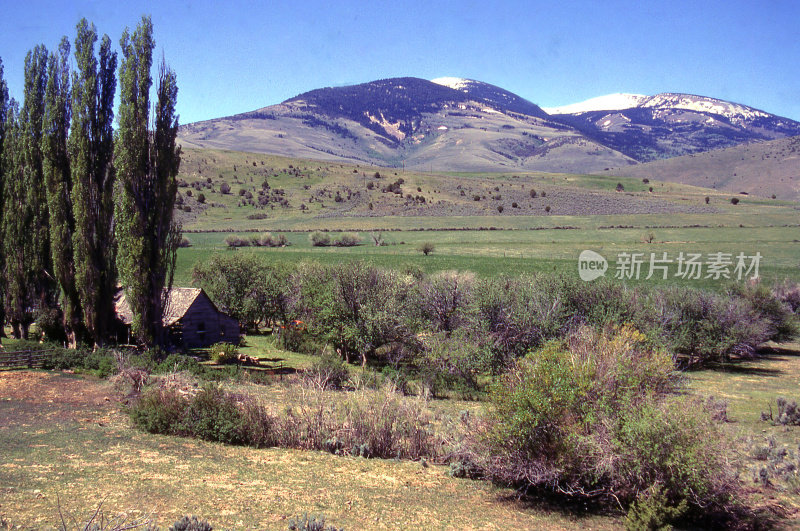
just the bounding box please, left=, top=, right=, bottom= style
left=598, top=135, right=800, bottom=200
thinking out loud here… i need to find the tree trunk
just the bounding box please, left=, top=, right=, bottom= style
left=65, top=329, right=77, bottom=350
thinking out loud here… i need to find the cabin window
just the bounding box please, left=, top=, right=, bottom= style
left=220, top=326, right=226, bottom=338
left=197, top=322, right=206, bottom=342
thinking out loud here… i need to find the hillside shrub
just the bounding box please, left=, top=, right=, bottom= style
left=288, top=513, right=340, bottom=531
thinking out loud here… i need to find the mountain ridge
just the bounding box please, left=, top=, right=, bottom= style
left=178, top=76, right=800, bottom=174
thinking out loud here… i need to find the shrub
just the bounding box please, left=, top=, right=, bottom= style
left=417, top=331, right=491, bottom=397
left=288, top=513, right=340, bottom=531
left=730, top=197, right=739, bottom=205
left=418, top=242, right=435, bottom=256
left=130, top=380, right=439, bottom=460
left=171, top=515, right=213, bottom=531
left=471, top=328, right=738, bottom=522
left=209, top=342, right=239, bottom=364
left=310, top=232, right=331, bottom=247
left=219, top=182, right=231, bottom=194
left=40, top=344, right=118, bottom=378
left=178, top=236, right=192, bottom=247
left=625, top=484, right=687, bottom=531
left=304, top=353, right=350, bottom=390
left=773, top=280, right=800, bottom=314
left=616, top=182, right=625, bottom=191
left=224, top=235, right=251, bottom=247
left=155, top=354, right=202, bottom=376
left=418, top=271, right=476, bottom=333
left=333, top=232, right=361, bottom=247
left=131, top=384, right=249, bottom=445
left=130, top=386, right=189, bottom=435
left=652, top=287, right=771, bottom=365
left=180, top=385, right=247, bottom=444
left=472, top=275, right=569, bottom=365
left=730, top=281, right=799, bottom=341
left=197, top=193, right=206, bottom=204
left=762, top=397, right=800, bottom=426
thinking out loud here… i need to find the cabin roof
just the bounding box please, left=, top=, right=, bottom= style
left=114, top=287, right=210, bottom=326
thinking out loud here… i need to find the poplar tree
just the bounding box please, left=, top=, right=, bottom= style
left=0, top=59, right=9, bottom=339
left=69, top=20, right=118, bottom=346
left=115, top=16, right=181, bottom=346
left=3, top=46, right=51, bottom=338
left=21, top=45, right=55, bottom=314
left=43, top=37, right=80, bottom=346
left=2, top=97, right=29, bottom=338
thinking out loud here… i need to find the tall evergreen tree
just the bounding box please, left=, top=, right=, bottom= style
left=69, top=20, right=118, bottom=347
left=0, top=58, right=9, bottom=339
left=115, top=17, right=181, bottom=346
left=42, top=37, right=79, bottom=346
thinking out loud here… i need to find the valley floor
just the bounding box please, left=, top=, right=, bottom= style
left=2, top=344, right=800, bottom=529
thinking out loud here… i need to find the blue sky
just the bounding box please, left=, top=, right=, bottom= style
left=2, top=0, right=799, bottom=124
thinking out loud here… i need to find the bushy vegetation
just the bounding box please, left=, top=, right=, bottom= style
left=129, top=379, right=440, bottom=460
left=192, top=255, right=798, bottom=376
left=462, top=327, right=740, bottom=526
left=208, top=342, right=239, bottom=363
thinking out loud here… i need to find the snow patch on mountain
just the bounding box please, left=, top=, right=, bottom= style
left=431, top=77, right=472, bottom=91
left=642, top=93, right=771, bottom=124
left=544, top=94, right=648, bottom=115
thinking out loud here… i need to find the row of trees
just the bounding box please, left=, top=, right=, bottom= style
left=0, top=16, right=181, bottom=348
left=193, top=254, right=799, bottom=382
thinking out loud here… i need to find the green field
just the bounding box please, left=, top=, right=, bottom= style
left=173, top=148, right=800, bottom=289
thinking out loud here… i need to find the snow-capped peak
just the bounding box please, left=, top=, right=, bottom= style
left=543, top=93, right=648, bottom=115
left=431, top=77, right=473, bottom=91
left=642, top=93, right=771, bottom=121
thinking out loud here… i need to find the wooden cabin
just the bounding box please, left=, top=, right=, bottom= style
left=115, top=287, right=240, bottom=348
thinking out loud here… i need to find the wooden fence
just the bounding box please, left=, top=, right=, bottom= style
left=0, top=349, right=57, bottom=370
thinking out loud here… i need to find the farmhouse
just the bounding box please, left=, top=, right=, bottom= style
left=115, top=287, right=240, bottom=348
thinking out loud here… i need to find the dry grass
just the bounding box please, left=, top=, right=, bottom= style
left=0, top=371, right=619, bottom=529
